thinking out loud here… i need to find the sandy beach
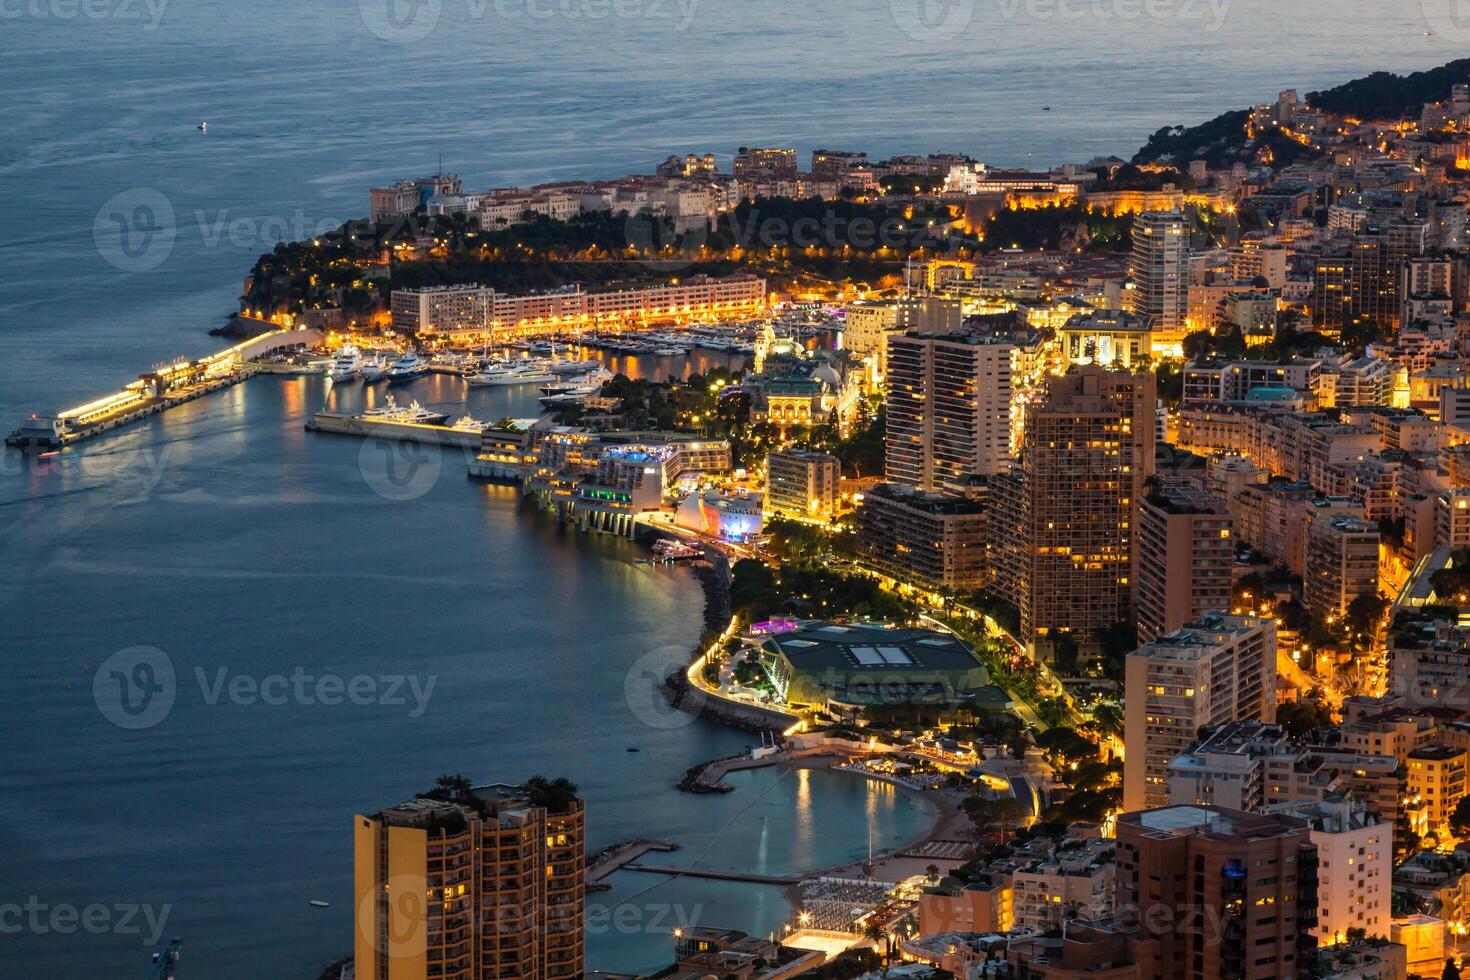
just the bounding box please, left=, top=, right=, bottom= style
left=780, top=757, right=977, bottom=911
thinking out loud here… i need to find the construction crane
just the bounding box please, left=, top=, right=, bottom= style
left=146, top=937, right=183, bottom=979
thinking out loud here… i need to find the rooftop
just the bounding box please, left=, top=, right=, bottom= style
left=763, top=622, right=980, bottom=674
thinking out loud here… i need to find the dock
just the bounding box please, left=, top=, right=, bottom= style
left=7, top=327, right=321, bottom=452
left=587, top=839, right=679, bottom=883
left=622, top=864, right=803, bottom=886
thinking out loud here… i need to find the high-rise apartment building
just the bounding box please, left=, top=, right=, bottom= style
left=1135, top=489, right=1235, bottom=644
left=1127, top=211, right=1190, bottom=345
left=765, top=448, right=841, bottom=523
left=1264, top=797, right=1392, bottom=946
left=1303, top=515, right=1380, bottom=619
left=1115, top=805, right=1318, bottom=980
left=354, top=782, right=585, bottom=980
left=992, top=366, right=1157, bottom=658
left=885, top=327, right=1014, bottom=493
left=1123, top=614, right=1278, bottom=812
left=857, top=483, right=988, bottom=593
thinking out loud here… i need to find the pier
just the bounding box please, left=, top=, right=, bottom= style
left=586, top=839, right=679, bottom=883
left=622, top=864, right=804, bottom=886
left=7, top=327, right=321, bottom=452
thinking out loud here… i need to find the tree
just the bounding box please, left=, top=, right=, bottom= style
left=1345, top=593, right=1388, bottom=647
left=1451, top=796, right=1470, bottom=840
left=521, top=775, right=579, bottom=813
left=1277, top=690, right=1334, bottom=738
left=964, top=795, right=1029, bottom=836
left=1444, top=957, right=1462, bottom=980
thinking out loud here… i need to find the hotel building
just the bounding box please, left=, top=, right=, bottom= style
left=1126, top=211, right=1190, bottom=346
left=354, top=783, right=585, bottom=980
left=1123, top=614, right=1277, bottom=812
left=857, top=483, right=987, bottom=594
left=1302, top=514, right=1381, bottom=619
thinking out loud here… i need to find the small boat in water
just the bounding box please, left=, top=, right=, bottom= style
left=308, top=900, right=330, bottom=909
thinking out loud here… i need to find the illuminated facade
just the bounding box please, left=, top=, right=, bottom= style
left=885, top=327, right=1014, bottom=493
left=354, top=784, right=585, bottom=980
left=993, top=367, right=1157, bottom=658
left=1126, top=211, right=1189, bottom=346
left=765, top=448, right=841, bottom=523
left=1122, top=614, right=1278, bottom=812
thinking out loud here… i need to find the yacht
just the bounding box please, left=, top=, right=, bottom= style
left=386, top=349, right=428, bottom=383
left=538, top=386, right=600, bottom=407
left=328, top=346, right=363, bottom=382
left=358, top=352, right=390, bottom=382
left=468, top=362, right=557, bottom=387
left=550, top=358, right=602, bottom=375
left=539, top=367, right=612, bottom=394
left=451, top=415, right=489, bottom=433
left=652, top=346, right=685, bottom=356
left=362, top=395, right=449, bottom=425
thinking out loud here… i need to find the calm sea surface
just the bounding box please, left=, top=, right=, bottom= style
left=0, top=1, right=1450, bottom=975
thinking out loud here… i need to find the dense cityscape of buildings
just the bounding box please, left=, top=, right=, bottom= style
left=32, top=63, right=1470, bottom=980
left=332, top=75, right=1470, bottom=979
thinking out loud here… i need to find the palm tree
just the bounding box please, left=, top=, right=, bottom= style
left=431, top=773, right=474, bottom=802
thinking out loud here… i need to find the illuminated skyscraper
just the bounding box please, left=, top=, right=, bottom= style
left=993, top=366, right=1157, bottom=660
left=1127, top=211, right=1190, bottom=345
left=354, top=780, right=584, bottom=980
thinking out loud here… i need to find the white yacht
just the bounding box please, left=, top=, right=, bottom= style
left=450, top=415, right=489, bottom=433
left=550, top=358, right=602, bottom=375
left=328, top=346, right=363, bottom=382
left=468, top=362, right=557, bottom=387
left=362, top=395, right=448, bottom=425
left=386, top=349, right=428, bottom=383
left=358, top=352, right=390, bottom=382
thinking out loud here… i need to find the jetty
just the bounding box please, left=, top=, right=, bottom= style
left=587, top=839, right=679, bottom=883
left=622, top=864, right=803, bottom=886
left=6, top=327, right=320, bottom=452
